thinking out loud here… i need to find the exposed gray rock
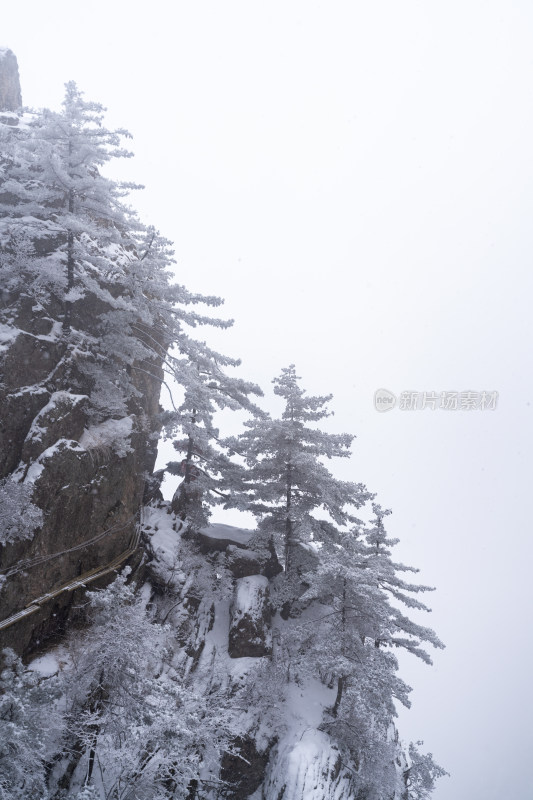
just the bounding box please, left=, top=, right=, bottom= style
left=220, top=736, right=274, bottom=799
left=226, top=541, right=282, bottom=580
left=20, top=392, right=89, bottom=464
left=0, top=438, right=143, bottom=630
left=225, top=545, right=264, bottom=578
left=196, top=523, right=253, bottom=553
left=0, top=291, right=164, bottom=655
left=0, top=386, right=50, bottom=476
left=0, top=49, right=22, bottom=111
left=228, top=575, right=272, bottom=658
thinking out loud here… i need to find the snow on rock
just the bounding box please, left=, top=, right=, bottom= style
left=226, top=541, right=283, bottom=579
left=0, top=322, right=20, bottom=352
left=0, top=385, right=50, bottom=476
left=33, top=320, right=63, bottom=343
left=263, top=730, right=354, bottom=800
left=225, top=544, right=264, bottom=578
left=284, top=674, right=334, bottom=730
left=143, top=505, right=183, bottom=586
left=21, top=391, right=88, bottom=463
left=79, top=415, right=134, bottom=458
left=198, top=523, right=253, bottom=551
left=229, top=575, right=272, bottom=658
left=22, top=439, right=85, bottom=485
left=0, top=316, right=61, bottom=344
left=220, top=734, right=274, bottom=800
left=0, top=476, right=43, bottom=546
left=28, top=646, right=70, bottom=678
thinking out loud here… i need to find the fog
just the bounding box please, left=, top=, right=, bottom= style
left=4, top=2, right=533, bottom=796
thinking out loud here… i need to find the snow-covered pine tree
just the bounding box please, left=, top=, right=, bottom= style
left=0, top=82, right=261, bottom=469
left=163, top=337, right=263, bottom=527
left=227, top=365, right=371, bottom=576
left=290, top=508, right=444, bottom=797
left=1, top=82, right=137, bottom=303
left=405, top=742, right=449, bottom=800
left=0, top=648, right=63, bottom=799
left=0, top=82, right=163, bottom=419
left=0, top=477, right=43, bottom=547
left=58, top=569, right=223, bottom=799
left=361, top=504, right=444, bottom=661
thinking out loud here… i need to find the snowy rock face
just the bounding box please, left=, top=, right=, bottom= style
left=229, top=575, right=272, bottom=658
left=0, top=313, right=162, bottom=654
left=0, top=235, right=163, bottom=657
left=0, top=48, right=22, bottom=111
left=219, top=736, right=273, bottom=799
left=226, top=541, right=283, bottom=579
left=263, top=732, right=355, bottom=800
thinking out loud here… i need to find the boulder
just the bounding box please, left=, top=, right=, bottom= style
left=219, top=736, right=274, bottom=799
left=226, top=540, right=282, bottom=580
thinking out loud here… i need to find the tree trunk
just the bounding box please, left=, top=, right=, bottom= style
left=184, top=430, right=195, bottom=485
left=175, top=412, right=198, bottom=521
left=331, top=579, right=347, bottom=717
left=284, top=462, right=292, bottom=574
left=63, top=182, right=74, bottom=334
left=331, top=675, right=345, bottom=717
left=85, top=725, right=98, bottom=784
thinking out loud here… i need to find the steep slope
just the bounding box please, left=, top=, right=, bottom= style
left=18, top=509, right=412, bottom=799
left=0, top=57, right=262, bottom=659
left=0, top=80, right=165, bottom=654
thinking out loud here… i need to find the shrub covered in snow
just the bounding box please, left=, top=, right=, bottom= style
left=0, top=477, right=43, bottom=546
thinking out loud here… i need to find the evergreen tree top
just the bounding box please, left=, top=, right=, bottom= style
left=274, top=364, right=336, bottom=424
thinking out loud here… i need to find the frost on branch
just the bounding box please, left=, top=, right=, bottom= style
left=0, top=648, right=62, bottom=799
left=0, top=477, right=43, bottom=546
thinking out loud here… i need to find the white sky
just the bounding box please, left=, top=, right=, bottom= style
left=3, top=2, right=533, bottom=798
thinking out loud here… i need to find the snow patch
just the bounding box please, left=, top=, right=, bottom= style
left=144, top=505, right=181, bottom=575
left=24, top=392, right=87, bottom=446
left=0, top=322, right=20, bottom=351
left=284, top=676, right=333, bottom=730
left=28, top=652, right=61, bottom=678
left=7, top=384, right=49, bottom=400
left=228, top=655, right=266, bottom=683
left=263, top=730, right=354, bottom=800
left=79, top=416, right=134, bottom=458
left=64, top=287, right=86, bottom=302
left=233, top=575, right=270, bottom=622
left=23, top=439, right=85, bottom=484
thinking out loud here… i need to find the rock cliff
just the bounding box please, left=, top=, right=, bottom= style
left=0, top=287, right=163, bottom=654
left=0, top=57, right=164, bottom=654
